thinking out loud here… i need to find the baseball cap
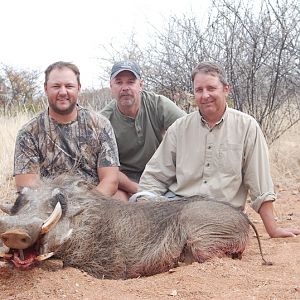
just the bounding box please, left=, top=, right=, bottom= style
left=110, top=61, right=141, bottom=80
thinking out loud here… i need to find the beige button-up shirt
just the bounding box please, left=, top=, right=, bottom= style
left=139, top=108, right=276, bottom=212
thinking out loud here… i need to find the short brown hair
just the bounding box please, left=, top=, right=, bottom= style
left=44, top=61, right=81, bottom=86
left=191, top=61, right=229, bottom=86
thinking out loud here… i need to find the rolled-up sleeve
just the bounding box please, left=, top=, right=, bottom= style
left=243, top=120, right=276, bottom=212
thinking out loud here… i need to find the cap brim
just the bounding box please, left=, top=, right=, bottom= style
left=110, top=69, right=140, bottom=80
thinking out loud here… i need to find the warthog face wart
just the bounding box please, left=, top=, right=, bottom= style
left=0, top=175, right=268, bottom=279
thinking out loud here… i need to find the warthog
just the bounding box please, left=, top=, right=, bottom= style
left=0, top=176, right=270, bottom=279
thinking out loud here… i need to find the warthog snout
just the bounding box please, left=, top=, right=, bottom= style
left=1, top=229, right=32, bottom=250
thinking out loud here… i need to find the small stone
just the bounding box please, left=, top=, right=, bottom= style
left=169, top=289, right=178, bottom=296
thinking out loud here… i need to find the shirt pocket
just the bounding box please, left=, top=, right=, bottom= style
left=217, top=143, right=243, bottom=175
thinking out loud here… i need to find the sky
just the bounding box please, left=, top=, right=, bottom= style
left=0, top=0, right=209, bottom=89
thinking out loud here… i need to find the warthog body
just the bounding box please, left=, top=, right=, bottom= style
left=0, top=176, right=262, bottom=279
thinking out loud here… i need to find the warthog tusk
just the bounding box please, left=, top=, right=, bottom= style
left=36, top=252, right=55, bottom=261
left=41, top=202, right=62, bottom=234
left=0, top=252, right=12, bottom=258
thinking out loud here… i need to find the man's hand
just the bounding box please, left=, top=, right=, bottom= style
left=267, top=227, right=300, bottom=238
left=259, top=201, right=300, bottom=238
left=15, top=174, right=41, bottom=191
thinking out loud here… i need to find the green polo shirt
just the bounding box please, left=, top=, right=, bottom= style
left=101, top=91, right=185, bottom=179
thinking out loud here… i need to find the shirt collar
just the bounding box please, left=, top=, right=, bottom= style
left=199, top=104, right=228, bottom=128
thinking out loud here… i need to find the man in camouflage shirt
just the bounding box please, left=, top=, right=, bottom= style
left=14, top=61, right=120, bottom=198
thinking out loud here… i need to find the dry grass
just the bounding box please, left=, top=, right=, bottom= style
left=0, top=113, right=299, bottom=203
left=269, top=122, right=300, bottom=192
left=0, top=114, right=31, bottom=202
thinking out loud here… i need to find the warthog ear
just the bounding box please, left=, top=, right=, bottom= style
left=0, top=203, right=13, bottom=215
left=10, top=192, right=29, bottom=215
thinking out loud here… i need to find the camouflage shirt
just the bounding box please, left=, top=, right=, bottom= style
left=14, top=106, right=120, bottom=185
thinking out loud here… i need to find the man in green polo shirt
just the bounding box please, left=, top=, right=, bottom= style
left=101, top=61, right=186, bottom=200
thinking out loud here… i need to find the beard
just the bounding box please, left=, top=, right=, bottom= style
left=49, top=100, right=77, bottom=115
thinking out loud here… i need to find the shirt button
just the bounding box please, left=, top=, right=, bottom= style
left=203, top=180, right=207, bottom=184
left=208, top=146, right=211, bottom=149
left=206, top=163, right=210, bottom=167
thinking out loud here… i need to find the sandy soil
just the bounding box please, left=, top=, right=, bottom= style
left=0, top=190, right=299, bottom=300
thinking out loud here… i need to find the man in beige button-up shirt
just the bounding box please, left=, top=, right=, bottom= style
left=139, top=61, right=300, bottom=238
